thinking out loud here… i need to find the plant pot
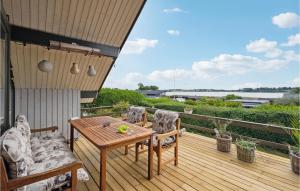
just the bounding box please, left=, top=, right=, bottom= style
left=290, top=150, right=300, bottom=175
left=216, top=134, right=232, bottom=152
left=236, top=144, right=255, bottom=163
left=184, top=109, right=193, bottom=114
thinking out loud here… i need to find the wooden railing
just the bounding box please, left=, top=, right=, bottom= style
left=80, top=106, right=295, bottom=152
left=81, top=106, right=113, bottom=118
left=144, top=107, right=295, bottom=151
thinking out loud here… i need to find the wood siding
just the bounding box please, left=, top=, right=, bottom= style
left=15, top=88, right=80, bottom=139
left=3, top=0, right=144, bottom=47
left=10, top=43, right=113, bottom=90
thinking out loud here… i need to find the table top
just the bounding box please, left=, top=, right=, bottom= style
left=70, top=116, right=153, bottom=149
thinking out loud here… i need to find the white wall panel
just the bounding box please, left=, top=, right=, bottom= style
left=15, top=88, right=81, bottom=139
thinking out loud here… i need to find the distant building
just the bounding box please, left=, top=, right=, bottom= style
left=138, top=90, right=166, bottom=98
left=229, top=99, right=269, bottom=108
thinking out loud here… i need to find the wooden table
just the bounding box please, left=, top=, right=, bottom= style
left=70, top=116, right=154, bottom=191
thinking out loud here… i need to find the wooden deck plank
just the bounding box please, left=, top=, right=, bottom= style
left=74, top=132, right=300, bottom=191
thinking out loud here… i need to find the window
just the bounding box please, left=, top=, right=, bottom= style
left=0, top=9, right=13, bottom=135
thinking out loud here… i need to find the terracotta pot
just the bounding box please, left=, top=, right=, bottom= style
left=290, top=151, right=300, bottom=175
left=216, top=134, right=232, bottom=152
left=236, top=144, right=255, bottom=163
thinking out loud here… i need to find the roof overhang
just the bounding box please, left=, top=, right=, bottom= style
left=3, top=0, right=146, bottom=102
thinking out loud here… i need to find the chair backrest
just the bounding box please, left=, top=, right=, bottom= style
left=152, top=110, right=179, bottom=134
left=127, top=106, right=146, bottom=124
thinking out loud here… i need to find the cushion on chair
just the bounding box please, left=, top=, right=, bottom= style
left=145, top=134, right=176, bottom=147
left=127, top=106, right=145, bottom=124
left=152, top=110, right=179, bottom=134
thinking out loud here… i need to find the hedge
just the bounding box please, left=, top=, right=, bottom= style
left=152, top=103, right=297, bottom=145
left=94, top=88, right=145, bottom=106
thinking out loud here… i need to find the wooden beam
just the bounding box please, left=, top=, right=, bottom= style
left=10, top=25, right=120, bottom=58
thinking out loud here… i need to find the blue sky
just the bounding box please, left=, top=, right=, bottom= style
left=104, top=0, right=300, bottom=90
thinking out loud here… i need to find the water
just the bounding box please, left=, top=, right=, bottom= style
left=165, top=91, right=284, bottom=99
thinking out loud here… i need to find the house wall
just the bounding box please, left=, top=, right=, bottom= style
left=15, top=88, right=80, bottom=139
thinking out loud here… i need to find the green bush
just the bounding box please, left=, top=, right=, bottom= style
left=197, top=97, right=242, bottom=108
left=224, top=94, right=242, bottom=100
left=94, top=88, right=145, bottom=106
left=184, top=99, right=197, bottom=105
left=143, top=97, right=173, bottom=105
left=112, top=101, right=129, bottom=116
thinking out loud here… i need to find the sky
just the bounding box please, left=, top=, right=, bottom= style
left=104, top=0, right=300, bottom=90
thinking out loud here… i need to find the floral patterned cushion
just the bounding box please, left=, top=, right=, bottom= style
left=152, top=110, right=179, bottom=134
left=145, top=134, right=176, bottom=147
left=127, top=106, right=145, bottom=124
left=15, top=114, right=31, bottom=142
left=1, top=127, right=31, bottom=191
left=28, top=132, right=89, bottom=190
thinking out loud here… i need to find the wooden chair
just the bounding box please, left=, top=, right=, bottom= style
left=135, top=111, right=181, bottom=175
left=124, top=110, right=149, bottom=154
left=0, top=126, right=82, bottom=191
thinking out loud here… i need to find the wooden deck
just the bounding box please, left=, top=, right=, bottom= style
left=74, top=132, right=299, bottom=191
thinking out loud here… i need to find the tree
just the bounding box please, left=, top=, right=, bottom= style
left=291, top=87, right=300, bottom=94
left=137, top=83, right=159, bottom=90
left=138, top=83, right=144, bottom=90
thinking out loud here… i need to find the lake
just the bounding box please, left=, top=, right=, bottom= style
left=165, top=91, right=285, bottom=99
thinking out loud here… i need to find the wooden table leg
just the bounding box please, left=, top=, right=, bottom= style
left=148, top=135, right=153, bottom=180
left=70, top=125, right=74, bottom=152
left=100, top=149, right=107, bottom=191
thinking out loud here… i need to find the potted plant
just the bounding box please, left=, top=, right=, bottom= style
left=236, top=139, right=256, bottom=163
left=184, top=106, right=193, bottom=114
left=213, top=119, right=232, bottom=152
left=288, top=117, right=299, bottom=175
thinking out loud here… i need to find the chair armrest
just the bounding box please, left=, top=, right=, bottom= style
left=135, top=122, right=144, bottom=127
left=31, top=126, right=58, bottom=133
left=6, top=161, right=82, bottom=190
left=156, top=130, right=179, bottom=141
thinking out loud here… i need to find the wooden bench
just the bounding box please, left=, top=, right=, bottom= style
left=0, top=126, right=85, bottom=191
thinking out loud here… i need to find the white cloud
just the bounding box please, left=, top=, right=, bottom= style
left=123, top=72, right=144, bottom=84
left=232, top=82, right=264, bottom=90
left=167, top=30, right=180, bottom=36
left=122, top=39, right=158, bottom=54
left=246, top=38, right=282, bottom=58
left=283, top=50, right=300, bottom=62
left=148, top=69, right=191, bottom=81
left=291, top=77, right=300, bottom=87
left=282, top=33, right=300, bottom=46
left=105, top=72, right=144, bottom=89
left=246, top=38, right=277, bottom=53
left=147, top=54, right=288, bottom=82
left=163, top=7, right=183, bottom=13
left=272, top=12, right=300, bottom=28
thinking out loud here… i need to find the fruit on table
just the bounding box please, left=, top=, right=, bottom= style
left=117, top=125, right=129, bottom=134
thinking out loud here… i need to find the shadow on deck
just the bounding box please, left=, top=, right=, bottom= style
left=74, top=132, right=299, bottom=191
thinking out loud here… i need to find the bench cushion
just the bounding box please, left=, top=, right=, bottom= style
left=28, top=132, right=89, bottom=190
left=1, top=127, right=31, bottom=191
